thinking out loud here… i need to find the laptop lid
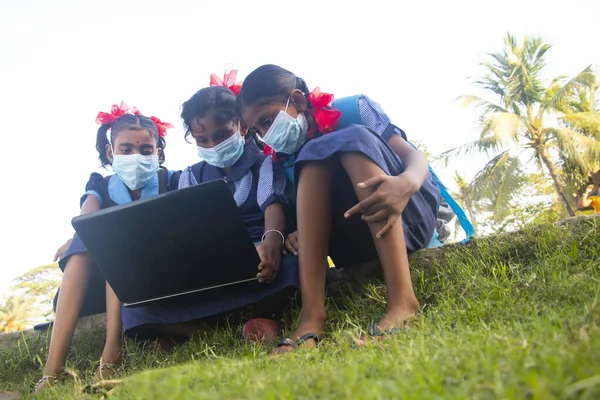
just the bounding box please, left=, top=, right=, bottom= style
left=71, top=179, right=260, bottom=306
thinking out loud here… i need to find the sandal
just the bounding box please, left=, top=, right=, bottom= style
left=94, top=358, right=123, bottom=382
left=33, top=373, right=66, bottom=395
left=276, top=332, right=321, bottom=350
left=243, top=318, right=282, bottom=343
left=366, top=319, right=407, bottom=337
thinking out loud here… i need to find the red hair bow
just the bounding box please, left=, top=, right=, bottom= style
left=149, top=116, right=173, bottom=138
left=95, top=101, right=131, bottom=125
left=96, top=101, right=172, bottom=137
left=210, top=70, right=243, bottom=95
left=307, top=87, right=341, bottom=138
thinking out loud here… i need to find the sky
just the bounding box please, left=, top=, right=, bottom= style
left=1, top=0, right=598, bottom=297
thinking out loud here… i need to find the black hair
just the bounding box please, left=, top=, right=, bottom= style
left=237, top=64, right=311, bottom=110
left=181, top=86, right=240, bottom=142
left=95, top=114, right=166, bottom=168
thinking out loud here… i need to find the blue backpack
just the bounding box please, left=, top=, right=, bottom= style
left=331, top=95, right=476, bottom=246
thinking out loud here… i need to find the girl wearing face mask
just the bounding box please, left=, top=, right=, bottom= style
left=238, top=65, right=441, bottom=354
left=36, top=104, right=176, bottom=393
left=119, top=78, right=299, bottom=345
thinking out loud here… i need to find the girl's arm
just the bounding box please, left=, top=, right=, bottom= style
left=54, top=194, right=101, bottom=261
left=343, top=97, right=432, bottom=237
left=80, top=194, right=101, bottom=214
left=388, top=134, right=429, bottom=194
left=54, top=239, right=73, bottom=262
left=257, top=202, right=286, bottom=283
left=264, top=203, right=286, bottom=239
left=579, top=185, right=594, bottom=208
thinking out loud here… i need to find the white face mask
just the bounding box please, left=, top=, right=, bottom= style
left=196, top=131, right=245, bottom=168
left=111, top=154, right=159, bottom=190
left=262, top=98, right=308, bottom=155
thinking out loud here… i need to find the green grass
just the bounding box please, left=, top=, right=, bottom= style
left=2, top=217, right=600, bottom=399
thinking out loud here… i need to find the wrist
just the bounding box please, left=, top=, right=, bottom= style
left=262, top=229, right=284, bottom=248
left=398, top=171, right=420, bottom=195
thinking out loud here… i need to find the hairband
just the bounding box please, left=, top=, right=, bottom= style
left=210, top=70, right=243, bottom=95
left=95, top=101, right=172, bottom=137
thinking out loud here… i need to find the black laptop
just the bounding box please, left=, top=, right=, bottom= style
left=71, top=179, right=260, bottom=307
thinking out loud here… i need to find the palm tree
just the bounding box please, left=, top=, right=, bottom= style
left=14, top=263, right=61, bottom=318
left=443, top=33, right=600, bottom=217
left=452, top=172, right=479, bottom=236
left=0, top=294, right=35, bottom=332
left=553, top=68, right=600, bottom=199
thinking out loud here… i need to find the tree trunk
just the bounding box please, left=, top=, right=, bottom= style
left=539, top=149, right=575, bottom=217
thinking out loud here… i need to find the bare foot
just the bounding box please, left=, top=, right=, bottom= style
left=100, top=346, right=123, bottom=366
left=355, top=299, right=419, bottom=347
left=271, top=314, right=326, bottom=356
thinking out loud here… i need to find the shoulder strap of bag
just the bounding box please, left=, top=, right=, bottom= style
left=158, top=167, right=168, bottom=194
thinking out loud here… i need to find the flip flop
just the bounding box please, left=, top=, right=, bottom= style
left=276, top=332, right=321, bottom=350
left=243, top=318, right=282, bottom=343
left=94, top=358, right=123, bottom=382
left=33, top=373, right=67, bottom=395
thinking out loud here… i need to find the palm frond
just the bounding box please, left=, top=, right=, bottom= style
left=559, top=111, right=600, bottom=139
left=437, top=138, right=503, bottom=166
left=548, top=126, right=600, bottom=153
left=546, top=65, right=595, bottom=112
left=546, top=127, right=600, bottom=179
left=458, top=95, right=507, bottom=114
left=479, top=112, right=526, bottom=145
left=469, top=151, right=525, bottom=219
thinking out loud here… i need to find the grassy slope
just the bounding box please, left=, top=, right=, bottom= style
left=2, top=218, right=599, bottom=399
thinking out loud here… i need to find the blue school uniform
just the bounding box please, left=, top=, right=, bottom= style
left=53, top=169, right=178, bottom=317
left=292, top=96, right=441, bottom=268
left=121, top=138, right=300, bottom=339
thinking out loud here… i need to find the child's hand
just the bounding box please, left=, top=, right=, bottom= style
left=257, top=236, right=282, bottom=283
left=585, top=184, right=595, bottom=194
left=53, top=238, right=73, bottom=262
left=283, top=231, right=299, bottom=256
left=344, top=173, right=418, bottom=238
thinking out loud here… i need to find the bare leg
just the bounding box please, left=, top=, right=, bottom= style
left=272, top=160, right=333, bottom=355
left=101, top=282, right=123, bottom=365
left=43, top=254, right=93, bottom=376
left=339, top=153, right=419, bottom=340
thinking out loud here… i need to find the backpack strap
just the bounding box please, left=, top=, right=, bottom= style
left=428, top=169, right=476, bottom=243
left=250, top=157, right=263, bottom=183
left=403, top=140, right=476, bottom=243
left=191, top=162, right=207, bottom=183
left=157, top=167, right=169, bottom=194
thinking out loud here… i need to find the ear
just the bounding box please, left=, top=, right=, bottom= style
left=157, top=147, right=163, bottom=157
left=105, top=143, right=113, bottom=163
left=290, top=89, right=308, bottom=113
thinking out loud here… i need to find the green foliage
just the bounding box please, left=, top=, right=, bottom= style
left=411, top=140, right=431, bottom=161
left=13, top=263, right=61, bottom=320
left=0, top=295, right=35, bottom=333
left=2, top=218, right=599, bottom=399
left=442, top=34, right=600, bottom=218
